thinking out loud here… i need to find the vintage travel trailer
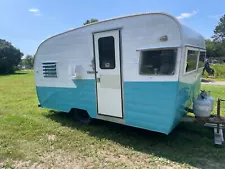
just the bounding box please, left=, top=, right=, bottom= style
left=34, top=12, right=206, bottom=134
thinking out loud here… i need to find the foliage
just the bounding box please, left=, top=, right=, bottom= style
left=205, top=39, right=216, bottom=58
left=203, top=64, right=225, bottom=79
left=206, top=39, right=225, bottom=58
left=212, top=14, right=225, bottom=42
left=1, top=71, right=225, bottom=168
left=212, top=64, right=225, bottom=78
left=83, top=18, right=98, bottom=25
left=206, top=14, right=225, bottom=58
left=0, top=39, right=23, bottom=74
left=20, top=55, right=34, bottom=69
left=214, top=42, right=225, bottom=58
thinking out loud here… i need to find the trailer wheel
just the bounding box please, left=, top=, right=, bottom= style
left=73, top=109, right=92, bottom=124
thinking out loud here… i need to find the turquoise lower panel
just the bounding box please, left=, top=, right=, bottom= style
left=36, top=79, right=97, bottom=118
left=173, top=71, right=202, bottom=128
left=123, top=81, right=178, bottom=134
left=36, top=80, right=192, bottom=134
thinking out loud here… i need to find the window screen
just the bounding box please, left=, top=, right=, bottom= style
left=98, top=36, right=115, bottom=69
left=139, top=49, right=176, bottom=75
left=198, top=51, right=206, bottom=68
left=185, top=50, right=199, bottom=72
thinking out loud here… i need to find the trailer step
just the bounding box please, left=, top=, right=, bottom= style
left=204, top=123, right=224, bottom=145
left=214, top=128, right=224, bottom=145
left=204, top=123, right=225, bottom=129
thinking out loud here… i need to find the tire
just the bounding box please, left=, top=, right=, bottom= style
left=73, top=109, right=92, bottom=125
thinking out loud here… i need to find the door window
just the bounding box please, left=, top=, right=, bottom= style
left=98, top=36, right=115, bottom=69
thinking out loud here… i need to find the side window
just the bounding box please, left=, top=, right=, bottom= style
left=139, top=49, right=176, bottom=75
left=198, top=51, right=206, bottom=68
left=185, top=50, right=199, bottom=72
left=98, top=36, right=115, bottom=69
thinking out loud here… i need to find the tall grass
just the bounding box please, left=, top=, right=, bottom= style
left=203, top=64, right=225, bottom=79
left=212, top=64, right=225, bottom=79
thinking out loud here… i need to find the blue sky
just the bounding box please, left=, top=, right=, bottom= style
left=0, top=0, right=224, bottom=56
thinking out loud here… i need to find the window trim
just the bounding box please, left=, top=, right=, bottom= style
left=184, top=47, right=200, bottom=75
left=138, top=48, right=177, bottom=76
left=184, top=44, right=205, bottom=50
left=136, top=45, right=181, bottom=51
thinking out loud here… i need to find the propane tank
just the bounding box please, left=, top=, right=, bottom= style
left=207, top=91, right=214, bottom=112
left=193, top=90, right=212, bottom=117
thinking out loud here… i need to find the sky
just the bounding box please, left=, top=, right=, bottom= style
left=0, top=0, right=224, bottom=56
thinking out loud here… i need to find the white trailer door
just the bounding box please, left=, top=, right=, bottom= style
left=94, top=30, right=123, bottom=118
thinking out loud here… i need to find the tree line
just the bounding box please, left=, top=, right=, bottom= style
left=206, top=14, right=225, bottom=59
left=0, top=39, right=23, bottom=74
left=19, top=55, right=34, bottom=69
left=0, top=39, right=35, bottom=74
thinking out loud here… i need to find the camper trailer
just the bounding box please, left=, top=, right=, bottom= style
left=34, top=12, right=206, bottom=134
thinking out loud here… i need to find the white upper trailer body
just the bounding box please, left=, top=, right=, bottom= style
left=34, top=12, right=206, bottom=134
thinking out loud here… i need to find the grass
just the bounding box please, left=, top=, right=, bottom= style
left=211, top=64, right=225, bottom=79
left=201, top=85, right=225, bottom=114
left=203, top=64, right=225, bottom=81
left=0, top=71, right=225, bottom=168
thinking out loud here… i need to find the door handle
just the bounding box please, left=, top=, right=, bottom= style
left=97, top=77, right=100, bottom=83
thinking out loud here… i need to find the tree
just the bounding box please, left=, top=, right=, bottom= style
left=205, top=39, right=216, bottom=58
left=214, top=42, right=225, bottom=58
left=21, top=55, right=34, bottom=69
left=0, top=39, right=23, bottom=74
left=83, top=18, right=98, bottom=25
left=213, top=14, right=225, bottom=42
left=211, top=14, right=225, bottom=58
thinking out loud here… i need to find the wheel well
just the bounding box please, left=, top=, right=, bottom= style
left=69, top=108, right=92, bottom=124
left=69, top=108, right=89, bottom=114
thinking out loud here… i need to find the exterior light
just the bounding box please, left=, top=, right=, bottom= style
left=160, top=35, right=168, bottom=41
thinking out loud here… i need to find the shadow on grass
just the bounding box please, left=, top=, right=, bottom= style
left=45, top=110, right=225, bottom=168
left=0, top=72, right=28, bottom=76
left=14, top=72, right=28, bottom=75
left=201, top=78, right=214, bottom=83
left=13, top=72, right=28, bottom=76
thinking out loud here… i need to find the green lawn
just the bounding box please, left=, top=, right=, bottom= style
left=202, top=64, right=225, bottom=81
left=0, top=71, right=225, bottom=169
